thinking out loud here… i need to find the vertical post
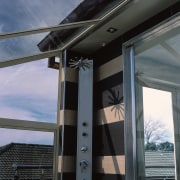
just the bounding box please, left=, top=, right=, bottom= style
left=60, top=50, right=67, bottom=180
left=55, top=52, right=62, bottom=180
left=76, top=60, right=93, bottom=180
left=123, top=45, right=137, bottom=180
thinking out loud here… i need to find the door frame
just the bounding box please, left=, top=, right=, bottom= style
left=123, top=13, right=180, bottom=180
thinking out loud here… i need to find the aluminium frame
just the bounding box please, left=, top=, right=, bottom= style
left=123, top=13, right=180, bottom=180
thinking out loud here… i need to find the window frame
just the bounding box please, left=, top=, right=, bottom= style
left=0, top=19, right=99, bottom=179
left=0, top=55, right=61, bottom=180
left=123, top=13, right=180, bottom=180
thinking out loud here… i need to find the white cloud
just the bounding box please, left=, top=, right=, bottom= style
left=0, top=106, right=38, bottom=121
left=0, top=59, right=59, bottom=122
left=0, top=59, right=59, bottom=99
left=20, top=0, right=84, bottom=28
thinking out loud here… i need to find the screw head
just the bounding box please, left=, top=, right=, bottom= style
left=82, top=122, right=87, bottom=126
left=82, top=132, right=87, bottom=137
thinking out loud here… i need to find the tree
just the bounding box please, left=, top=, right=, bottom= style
left=144, top=119, right=170, bottom=144
left=145, top=141, right=174, bottom=151
left=145, top=142, right=157, bottom=151
left=157, top=141, right=174, bottom=151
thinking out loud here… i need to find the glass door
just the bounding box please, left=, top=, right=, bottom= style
left=134, top=22, right=180, bottom=180
left=136, top=84, right=176, bottom=180
left=124, top=15, right=180, bottom=180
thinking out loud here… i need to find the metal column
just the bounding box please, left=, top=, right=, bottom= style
left=73, top=59, right=93, bottom=180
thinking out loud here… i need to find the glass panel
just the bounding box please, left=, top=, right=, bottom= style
left=0, top=0, right=85, bottom=61
left=0, top=59, right=59, bottom=123
left=143, top=88, right=175, bottom=179
left=0, top=0, right=83, bottom=32
left=0, top=128, right=54, bottom=179
left=134, top=25, right=180, bottom=179
left=143, top=88, right=174, bottom=144
left=0, top=33, right=47, bottom=61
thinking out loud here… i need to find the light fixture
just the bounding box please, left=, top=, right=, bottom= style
left=107, top=27, right=117, bottom=33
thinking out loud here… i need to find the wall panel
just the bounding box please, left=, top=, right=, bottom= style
left=93, top=53, right=124, bottom=179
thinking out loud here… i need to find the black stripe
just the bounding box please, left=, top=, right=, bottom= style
left=93, top=40, right=122, bottom=68
left=93, top=121, right=124, bottom=156
left=58, top=126, right=62, bottom=155
left=94, top=72, right=123, bottom=110
left=65, top=82, right=78, bottom=110
left=123, top=1, right=180, bottom=42
left=60, top=125, right=77, bottom=156
left=93, top=173, right=125, bottom=180
left=60, top=81, right=65, bottom=110
left=58, top=173, right=75, bottom=180
left=60, top=81, right=78, bottom=110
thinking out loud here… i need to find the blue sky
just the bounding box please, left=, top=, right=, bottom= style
left=0, top=0, right=82, bottom=146
left=0, top=60, right=59, bottom=122
left=0, top=0, right=83, bottom=60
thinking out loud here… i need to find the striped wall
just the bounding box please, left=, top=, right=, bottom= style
left=93, top=55, right=125, bottom=180
left=58, top=50, right=78, bottom=180
left=57, top=49, right=124, bottom=180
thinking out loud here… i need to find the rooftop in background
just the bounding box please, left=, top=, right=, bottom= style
left=145, top=151, right=175, bottom=179
left=0, top=143, right=175, bottom=179
left=0, top=143, right=53, bottom=180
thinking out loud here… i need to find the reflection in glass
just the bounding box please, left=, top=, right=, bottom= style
left=143, top=88, right=175, bottom=179
left=0, top=0, right=84, bottom=61
left=0, top=0, right=82, bottom=32
left=0, top=128, right=54, bottom=179
left=0, top=33, right=47, bottom=61
left=0, top=59, right=59, bottom=123
left=143, top=87, right=173, bottom=145
left=135, top=26, right=179, bottom=179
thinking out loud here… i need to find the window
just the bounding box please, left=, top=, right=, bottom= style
left=0, top=59, right=59, bottom=123
left=0, top=58, right=60, bottom=180
left=0, top=2, right=98, bottom=180
left=124, top=15, right=180, bottom=180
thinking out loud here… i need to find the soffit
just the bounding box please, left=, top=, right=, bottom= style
left=71, top=0, right=179, bottom=54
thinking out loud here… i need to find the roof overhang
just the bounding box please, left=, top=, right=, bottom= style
left=38, top=0, right=179, bottom=55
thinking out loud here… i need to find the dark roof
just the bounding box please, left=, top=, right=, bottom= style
left=0, top=143, right=53, bottom=180
left=145, top=151, right=175, bottom=178
left=38, top=0, right=121, bottom=52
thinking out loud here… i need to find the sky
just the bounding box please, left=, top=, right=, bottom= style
left=0, top=0, right=83, bottom=60
left=0, top=0, right=83, bottom=146
left=0, top=60, right=59, bottom=122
